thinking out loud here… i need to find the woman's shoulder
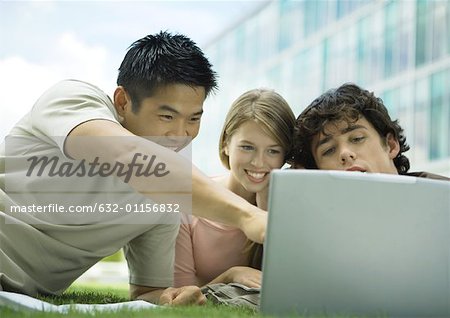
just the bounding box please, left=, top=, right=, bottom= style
left=181, top=213, right=240, bottom=232
left=197, top=217, right=242, bottom=232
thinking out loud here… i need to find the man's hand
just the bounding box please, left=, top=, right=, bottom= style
left=256, top=187, right=269, bottom=211
left=131, top=284, right=205, bottom=306
left=159, top=286, right=206, bottom=306
left=239, top=209, right=267, bottom=244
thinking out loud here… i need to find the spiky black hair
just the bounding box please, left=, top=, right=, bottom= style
left=117, top=31, right=217, bottom=112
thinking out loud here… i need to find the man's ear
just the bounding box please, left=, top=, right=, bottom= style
left=386, top=133, right=400, bottom=159
left=113, top=86, right=131, bottom=120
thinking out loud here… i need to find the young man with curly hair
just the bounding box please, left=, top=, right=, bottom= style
left=292, top=83, right=448, bottom=181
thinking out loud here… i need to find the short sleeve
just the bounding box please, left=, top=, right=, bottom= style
left=124, top=223, right=179, bottom=288
left=30, top=80, right=119, bottom=153
left=174, top=215, right=200, bottom=287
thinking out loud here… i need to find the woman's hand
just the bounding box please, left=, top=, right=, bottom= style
left=225, top=266, right=262, bottom=288
left=207, top=266, right=262, bottom=288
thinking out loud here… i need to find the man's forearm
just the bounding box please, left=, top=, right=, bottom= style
left=134, top=289, right=165, bottom=304
left=191, top=166, right=259, bottom=226
left=191, top=167, right=267, bottom=243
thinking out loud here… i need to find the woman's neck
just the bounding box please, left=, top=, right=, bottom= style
left=217, top=173, right=256, bottom=205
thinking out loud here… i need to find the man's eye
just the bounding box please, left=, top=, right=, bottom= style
left=160, top=115, right=173, bottom=121
left=352, top=136, right=365, bottom=143
left=190, top=117, right=201, bottom=123
left=322, top=147, right=334, bottom=156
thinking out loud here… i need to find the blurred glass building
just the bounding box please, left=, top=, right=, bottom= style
left=192, top=0, right=449, bottom=177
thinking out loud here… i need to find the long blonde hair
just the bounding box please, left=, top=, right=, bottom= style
left=218, top=89, right=295, bottom=267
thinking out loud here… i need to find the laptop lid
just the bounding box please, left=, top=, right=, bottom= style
left=260, top=170, right=449, bottom=317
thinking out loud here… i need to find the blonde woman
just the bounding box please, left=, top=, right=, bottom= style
left=175, top=89, right=295, bottom=288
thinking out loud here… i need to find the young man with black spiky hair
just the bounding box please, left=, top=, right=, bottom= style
left=0, top=32, right=267, bottom=305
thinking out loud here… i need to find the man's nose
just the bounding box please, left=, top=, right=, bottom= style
left=340, top=148, right=356, bottom=164
left=167, top=123, right=188, bottom=137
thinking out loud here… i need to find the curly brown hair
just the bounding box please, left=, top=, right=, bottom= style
left=292, top=83, right=410, bottom=174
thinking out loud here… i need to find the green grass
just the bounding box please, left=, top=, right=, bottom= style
left=100, top=250, right=124, bottom=263
left=1, top=284, right=260, bottom=318
left=37, top=284, right=129, bottom=305
left=0, top=284, right=380, bottom=317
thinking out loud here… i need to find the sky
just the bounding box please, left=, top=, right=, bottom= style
left=0, top=0, right=265, bottom=140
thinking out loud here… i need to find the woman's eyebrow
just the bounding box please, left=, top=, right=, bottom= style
left=239, top=140, right=282, bottom=148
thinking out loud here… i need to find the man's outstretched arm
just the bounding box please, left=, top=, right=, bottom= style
left=65, top=119, right=266, bottom=243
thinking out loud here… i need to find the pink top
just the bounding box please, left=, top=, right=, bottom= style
left=174, top=214, right=249, bottom=287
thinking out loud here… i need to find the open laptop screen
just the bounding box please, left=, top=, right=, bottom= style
left=260, top=170, right=449, bottom=317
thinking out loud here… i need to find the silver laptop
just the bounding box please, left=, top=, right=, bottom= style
left=260, top=170, right=450, bottom=317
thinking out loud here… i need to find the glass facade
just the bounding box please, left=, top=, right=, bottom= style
left=193, top=0, right=450, bottom=176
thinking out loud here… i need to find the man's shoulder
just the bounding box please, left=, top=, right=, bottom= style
left=52, top=79, right=101, bottom=89
left=46, top=79, right=109, bottom=99
left=405, top=171, right=450, bottom=181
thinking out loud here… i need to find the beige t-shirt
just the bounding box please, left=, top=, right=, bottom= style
left=0, top=80, right=178, bottom=296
